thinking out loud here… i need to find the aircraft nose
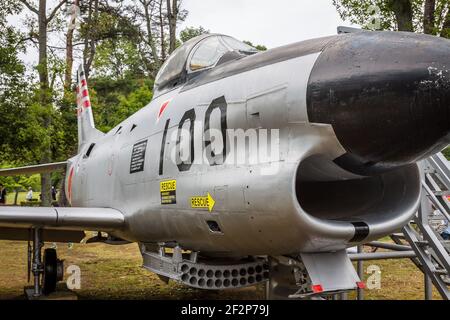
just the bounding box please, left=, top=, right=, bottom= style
left=307, top=31, right=450, bottom=175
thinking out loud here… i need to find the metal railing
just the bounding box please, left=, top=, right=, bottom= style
left=403, top=153, right=450, bottom=300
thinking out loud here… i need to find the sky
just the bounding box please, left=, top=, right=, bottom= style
left=180, top=0, right=357, bottom=49
left=8, top=0, right=357, bottom=68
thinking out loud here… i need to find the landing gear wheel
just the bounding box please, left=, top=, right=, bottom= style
left=42, top=248, right=63, bottom=295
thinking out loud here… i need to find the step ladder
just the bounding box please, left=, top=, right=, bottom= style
left=402, top=152, right=450, bottom=300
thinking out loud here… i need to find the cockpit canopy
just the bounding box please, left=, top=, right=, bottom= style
left=154, top=34, right=258, bottom=96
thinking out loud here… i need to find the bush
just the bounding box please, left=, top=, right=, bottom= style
left=444, top=147, right=450, bottom=161
left=20, top=201, right=41, bottom=207
left=20, top=200, right=58, bottom=207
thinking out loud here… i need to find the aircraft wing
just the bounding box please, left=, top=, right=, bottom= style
left=0, top=162, right=126, bottom=242
left=0, top=162, right=67, bottom=176
left=0, top=206, right=124, bottom=231
left=0, top=206, right=125, bottom=242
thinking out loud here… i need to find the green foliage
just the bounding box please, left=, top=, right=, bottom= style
left=333, top=0, right=450, bottom=35
left=93, top=38, right=145, bottom=80
left=0, top=161, right=41, bottom=192
left=333, top=0, right=396, bottom=30
left=180, top=26, right=209, bottom=42
left=443, top=147, right=450, bottom=160
left=0, top=12, right=34, bottom=164
left=91, top=78, right=154, bottom=132
left=243, top=41, right=268, bottom=51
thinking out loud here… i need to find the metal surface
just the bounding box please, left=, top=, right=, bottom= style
left=32, top=228, right=42, bottom=297
left=300, top=250, right=360, bottom=292
left=401, top=154, right=450, bottom=300
left=356, top=246, right=363, bottom=300
left=2, top=32, right=446, bottom=256
left=0, top=227, right=84, bottom=242
left=265, top=256, right=311, bottom=300
left=266, top=252, right=359, bottom=299
left=349, top=251, right=416, bottom=261
left=366, top=241, right=411, bottom=251
left=0, top=31, right=449, bottom=294
left=425, top=272, right=433, bottom=300
left=0, top=162, right=67, bottom=177
left=307, top=32, right=450, bottom=175
left=0, top=207, right=124, bottom=232
left=141, top=245, right=269, bottom=290
left=403, top=224, right=450, bottom=299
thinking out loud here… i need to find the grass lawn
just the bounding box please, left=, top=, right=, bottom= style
left=0, top=239, right=442, bottom=300
left=5, top=191, right=42, bottom=205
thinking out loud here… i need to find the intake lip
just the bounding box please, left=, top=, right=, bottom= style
left=306, top=31, right=450, bottom=175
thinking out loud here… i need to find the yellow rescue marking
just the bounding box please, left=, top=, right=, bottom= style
left=191, top=192, right=215, bottom=212
left=160, top=180, right=176, bottom=192
left=160, top=180, right=176, bottom=205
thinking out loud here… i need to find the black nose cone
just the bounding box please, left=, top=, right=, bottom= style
left=307, top=31, right=450, bottom=175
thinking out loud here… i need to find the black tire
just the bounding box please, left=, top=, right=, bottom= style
left=42, top=248, right=57, bottom=295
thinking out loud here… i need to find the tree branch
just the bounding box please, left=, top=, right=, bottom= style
left=19, top=0, right=39, bottom=15
left=47, top=0, right=69, bottom=23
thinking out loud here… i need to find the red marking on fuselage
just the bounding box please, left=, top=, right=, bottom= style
left=158, top=100, right=171, bottom=119
left=68, top=166, right=75, bottom=203
left=81, top=79, right=87, bottom=87
left=82, top=89, right=89, bottom=97
left=83, top=100, right=91, bottom=108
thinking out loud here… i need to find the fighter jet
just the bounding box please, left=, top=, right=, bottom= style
left=0, top=29, right=449, bottom=298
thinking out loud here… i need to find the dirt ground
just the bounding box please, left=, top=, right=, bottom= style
left=0, top=240, right=442, bottom=300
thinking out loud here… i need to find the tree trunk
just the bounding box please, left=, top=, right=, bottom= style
left=83, top=0, right=98, bottom=79
left=143, top=0, right=161, bottom=67
left=159, top=0, right=166, bottom=61
left=388, top=0, right=414, bottom=32
left=423, top=0, right=436, bottom=34
left=65, top=0, right=79, bottom=89
left=38, top=0, right=52, bottom=206
left=65, top=29, right=74, bottom=89
left=166, top=0, right=177, bottom=54
left=38, top=0, right=49, bottom=91
left=19, top=0, right=67, bottom=206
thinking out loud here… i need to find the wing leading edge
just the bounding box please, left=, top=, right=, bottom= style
left=0, top=206, right=124, bottom=232
left=0, top=162, right=67, bottom=176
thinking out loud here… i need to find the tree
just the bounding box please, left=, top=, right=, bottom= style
left=0, top=2, right=31, bottom=164
left=180, top=26, right=209, bottom=42
left=0, top=0, right=192, bottom=205
left=18, top=0, right=68, bottom=206
left=129, top=0, right=167, bottom=75
left=166, top=0, right=178, bottom=53
left=137, top=0, right=161, bottom=68
left=443, top=147, right=450, bottom=160
left=90, top=78, right=154, bottom=132
left=93, top=38, right=144, bottom=80
left=243, top=40, right=268, bottom=51
left=166, top=0, right=188, bottom=53
left=333, top=0, right=450, bottom=38
left=65, top=0, right=78, bottom=90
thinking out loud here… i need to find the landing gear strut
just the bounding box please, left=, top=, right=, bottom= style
left=26, top=228, right=64, bottom=298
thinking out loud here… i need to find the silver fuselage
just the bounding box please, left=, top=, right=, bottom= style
left=67, top=33, right=447, bottom=257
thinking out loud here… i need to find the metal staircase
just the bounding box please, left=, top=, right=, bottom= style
left=402, top=152, right=450, bottom=299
